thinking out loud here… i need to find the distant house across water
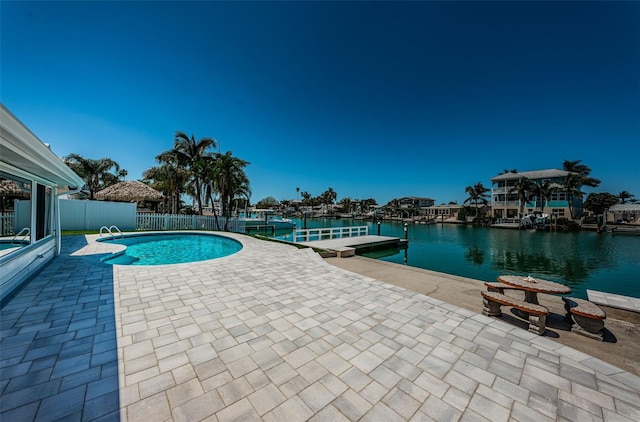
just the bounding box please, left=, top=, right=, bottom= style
left=395, top=196, right=435, bottom=216
left=490, top=169, right=581, bottom=220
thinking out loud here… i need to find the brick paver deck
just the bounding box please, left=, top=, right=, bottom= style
left=1, top=232, right=639, bottom=421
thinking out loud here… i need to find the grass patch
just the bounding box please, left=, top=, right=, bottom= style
left=62, top=230, right=101, bottom=236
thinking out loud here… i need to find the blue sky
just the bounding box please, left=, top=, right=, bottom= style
left=2, top=1, right=639, bottom=206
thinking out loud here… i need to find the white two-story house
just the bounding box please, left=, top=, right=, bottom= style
left=490, top=169, right=582, bottom=220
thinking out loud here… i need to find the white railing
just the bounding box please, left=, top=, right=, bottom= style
left=293, top=226, right=368, bottom=243
left=492, top=201, right=521, bottom=207
left=136, top=213, right=244, bottom=233
left=495, top=218, right=520, bottom=224
left=1, top=213, right=14, bottom=236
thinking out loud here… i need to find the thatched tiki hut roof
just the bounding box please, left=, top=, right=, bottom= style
left=0, top=179, right=31, bottom=199
left=95, top=180, right=163, bottom=203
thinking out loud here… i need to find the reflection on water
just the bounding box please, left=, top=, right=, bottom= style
left=465, top=246, right=485, bottom=266
left=276, top=218, right=640, bottom=299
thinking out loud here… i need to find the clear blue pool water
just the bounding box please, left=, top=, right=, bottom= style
left=100, top=233, right=242, bottom=265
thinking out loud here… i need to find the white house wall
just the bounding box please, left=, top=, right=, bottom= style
left=0, top=104, right=84, bottom=304
left=0, top=239, right=55, bottom=302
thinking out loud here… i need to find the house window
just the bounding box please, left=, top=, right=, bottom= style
left=0, top=172, right=32, bottom=255
left=552, top=209, right=565, bottom=217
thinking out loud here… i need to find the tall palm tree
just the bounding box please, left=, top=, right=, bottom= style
left=562, top=160, right=601, bottom=188
left=143, top=163, right=189, bottom=214
left=64, top=154, right=123, bottom=200
left=508, top=177, right=535, bottom=218
left=157, top=131, right=216, bottom=215
left=464, top=181, right=489, bottom=217
left=562, top=173, right=584, bottom=219
left=339, top=197, right=353, bottom=214
left=208, top=151, right=251, bottom=226
left=533, top=180, right=557, bottom=214
left=321, top=187, right=337, bottom=213
left=561, top=160, right=601, bottom=219
left=618, top=191, right=635, bottom=204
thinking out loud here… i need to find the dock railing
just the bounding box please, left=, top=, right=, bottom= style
left=293, top=226, right=368, bottom=243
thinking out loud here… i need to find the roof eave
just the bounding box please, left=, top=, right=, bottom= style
left=1, top=104, right=84, bottom=192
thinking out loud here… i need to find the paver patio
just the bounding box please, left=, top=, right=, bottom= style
left=1, top=232, right=639, bottom=421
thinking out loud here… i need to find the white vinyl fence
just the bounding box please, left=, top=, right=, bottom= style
left=58, top=199, right=245, bottom=233
left=60, top=200, right=137, bottom=231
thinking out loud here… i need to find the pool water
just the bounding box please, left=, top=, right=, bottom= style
left=0, top=240, right=28, bottom=250
left=100, top=233, right=242, bottom=265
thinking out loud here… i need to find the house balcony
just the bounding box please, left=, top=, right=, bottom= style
left=492, top=201, right=520, bottom=207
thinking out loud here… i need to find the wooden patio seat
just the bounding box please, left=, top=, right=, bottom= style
left=562, top=297, right=607, bottom=340
left=484, top=282, right=520, bottom=294
left=481, top=291, right=549, bottom=335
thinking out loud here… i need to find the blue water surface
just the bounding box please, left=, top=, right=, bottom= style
left=101, top=233, right=242, bottom=265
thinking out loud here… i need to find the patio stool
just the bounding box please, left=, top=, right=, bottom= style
left=481, top=291, right=549, bottom=335
left=562, top=297, right=607, bottom=340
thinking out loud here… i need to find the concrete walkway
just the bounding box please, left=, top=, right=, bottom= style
left=1, top=232, right=639, bottom=421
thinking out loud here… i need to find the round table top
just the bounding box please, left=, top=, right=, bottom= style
left=497, top=275, right=572, bottom=294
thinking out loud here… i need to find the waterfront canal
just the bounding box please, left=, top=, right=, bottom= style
left=275, top=218, right=640, bottom=300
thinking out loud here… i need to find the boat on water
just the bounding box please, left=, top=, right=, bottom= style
left=520, top=211, right=549, bottom=228
left=241, top=209, right=296, bottom=231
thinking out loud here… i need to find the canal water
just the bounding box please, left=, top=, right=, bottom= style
left=274, top=218, right=640, bottom=300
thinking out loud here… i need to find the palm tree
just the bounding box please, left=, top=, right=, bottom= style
left=143, top=163, right=189, bottom=214
left=563, top=160, right=601, bottom=188
left=508, top=177, right=535, bottom=218
left=208, top=151, right=250, bottom=227
left=463, top=182, right=489, bottom=217
left=562, top=173, right=584, bottom=219
left=560, top=160, right=600, bottom=219
left=64, top=154, right=123, bottom=200
left=321, top=187, right=337, bottom=213
left=157, top=131, right=216, bottom=215
left=532, top=180, right=557, bottom=214
left=339, top=197, right=353, bottom=214
left=618, top=191, right=635, bottom=204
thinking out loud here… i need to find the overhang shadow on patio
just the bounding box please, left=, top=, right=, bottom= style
left=0, top=235, right=121, bottom=420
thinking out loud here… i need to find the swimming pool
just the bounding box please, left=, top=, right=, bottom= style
left=99, top=232, right=242, bottom=265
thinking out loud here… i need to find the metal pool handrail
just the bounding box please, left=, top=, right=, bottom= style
left=100, top=225, right=124, bottom=239
left=12, top=227, right=30, bottom=244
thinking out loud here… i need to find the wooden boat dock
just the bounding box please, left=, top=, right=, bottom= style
left=298, top=235, right=407, bottom=250
left=294, top=226, right=407, bottom=257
